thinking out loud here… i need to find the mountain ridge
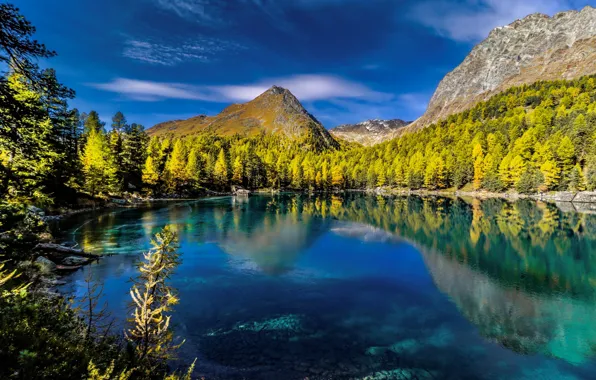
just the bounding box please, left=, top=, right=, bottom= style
left=406, top=5, right=596, bottom=132
left=330, top=119, right=410, bottom=146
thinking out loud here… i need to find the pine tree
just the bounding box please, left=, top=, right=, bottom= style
left=315, top=171, right=323, bottom=189
left=539, top=160, right=560, bottom=191
left=515, top=167, right=541, bottom=194
left=499, top=154, right=513, bottom=189
left=290, top=156, right=303, bottom=189
left=80, top=128, right=117, bottom=196
left=142, top=155, right=160, bottom=189
left=393, top=159, right=405, bottom=187
left=213, top=148, right=229, bottom=189
left=557, top=136, right=575, bottom=175
left=121, top=123, right=148, bottom=189
left=321, top=160, right=331, bottom=190
left=165, top=139, right=187, bottom=191
left=83, top=111, right=104, bottom=141
left=232, top=155, right=244, bottom=186
left=108, top=130, right=123, bottom=186
left=111, top=111, right=127, bottom=133
left=331, top=164, right=344, bottom=189
left=0, top=72, right=60, bottom=204
left=472, top=143, right=484, bottom=190
left=126, top=226, right=183, bottom=374
left=302, top=156, right=316, bottom=190
left=374, top=159, right=386, bottom=187
left=407, top=152, right=425, bottom=189
left=509, top=155, right=526, bottom=189
left=275, top=152, right=290, bottom=188
left=568, top=164, right=587, bottom=191
left=425, top=155, right=446, bottom=189
left=185, top=148, right=204, bottom=188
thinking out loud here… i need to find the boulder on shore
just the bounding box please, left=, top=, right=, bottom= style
left=35, top=256, right=57, bottom=272
left=232, top=185, right=251, bottom=196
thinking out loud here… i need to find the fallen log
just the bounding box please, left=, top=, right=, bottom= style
left=33, top=243, right=101, bottom=258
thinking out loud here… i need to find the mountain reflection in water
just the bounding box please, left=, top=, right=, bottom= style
left=58, top=195, right=596, bottom=379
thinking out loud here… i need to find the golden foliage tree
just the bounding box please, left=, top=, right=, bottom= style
left=126, top=226, right=184, bottom=373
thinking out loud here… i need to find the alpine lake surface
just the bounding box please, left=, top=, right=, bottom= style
left=56, top=194, right=596, bottom=379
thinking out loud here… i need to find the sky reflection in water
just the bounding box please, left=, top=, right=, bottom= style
left=58, top=195, right=596, bottom=379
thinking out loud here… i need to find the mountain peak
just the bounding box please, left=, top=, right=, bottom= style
left=148, top=85, right=338, bottom=150
left=408, top=5, right=596, bottom=131
left=265, top=85, right=291, bottom=95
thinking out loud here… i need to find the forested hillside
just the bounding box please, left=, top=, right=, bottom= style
left=137, top=75, right=596, bottom=194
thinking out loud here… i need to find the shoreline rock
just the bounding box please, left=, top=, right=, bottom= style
left=366, top=188, right=596, bottom=205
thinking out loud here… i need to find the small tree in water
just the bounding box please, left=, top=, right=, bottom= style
left=126, top=226, right=186, bottom=375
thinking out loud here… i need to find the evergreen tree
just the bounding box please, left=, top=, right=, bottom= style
left=472, top=143, right=484, bottom=190
left=425, top=155, right=446, bottom=190
left=232, top=156, right=244, bottom=186
left=509, top=155, right=526, bottom=189
left=331, top=164, right=344, bottom=189
left=290, top=156, right=303, bottom=189
left=80, top=128, right=117, bottom=196
left=83, top=111, right=104, bottom=140
left=126, top=226, right=183, bottom=374
left=499, top=154, right=513, bottom=189
left=321, top=160, right=331, bottom=190
left=213, top=148, right=229, bottom=189
left=165, top=139, right=187, bottom=191
left=539, top=160, right=560, bottom=191
left=516, top=167, right=541, bottom=194
left=185, top=148, right=204, bottom=188
left=568, top=164, right=587, bottom=191
left=557, top=136, right=576, bottom=175
left=111, top=111, right=127, bottom=133
left=121, top=123, right=148, bottom=189
left=142, top=155, right=160, bottom=189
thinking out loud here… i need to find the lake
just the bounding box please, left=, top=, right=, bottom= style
left=57, top=194, right=596, bottom=379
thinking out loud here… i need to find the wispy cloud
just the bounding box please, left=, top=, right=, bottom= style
left=88, top=74, right=392, bottom=103
left=152, top=0, right=225, bottom=24
left=89, top=78, right=214, bottom=102
left=215, top=75, right=391, bottom=102
left=152, top=0, right=366, bottom=28
left=122, top=37, right=244, bottom=66
left=410, top=0, right=589, bottom=42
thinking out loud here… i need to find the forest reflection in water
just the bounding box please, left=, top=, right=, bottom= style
left=59, top=194, right=596, bottom=379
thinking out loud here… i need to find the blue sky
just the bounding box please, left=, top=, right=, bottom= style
left=17, top=0, right=593, bottom=128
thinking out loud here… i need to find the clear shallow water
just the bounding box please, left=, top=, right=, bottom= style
left=57, top=195, right=596, bottom=379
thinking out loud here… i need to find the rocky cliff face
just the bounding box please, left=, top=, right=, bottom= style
left=330, top=119, right=409, bottom=146
left=408, top=5, right=596, bottom=131
left=148, top=86, right=339, bottom=150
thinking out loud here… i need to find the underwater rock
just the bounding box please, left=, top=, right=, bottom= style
left=388, top=339, right=419, bottom=354
left=365, top=346, right=389, bottom=356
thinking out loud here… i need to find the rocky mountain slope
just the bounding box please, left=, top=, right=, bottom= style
left=407, top=5, right=596, bottom=132
left=148, top=86, right=339, bottom=149
left=330, top=119, right=410, bottom=146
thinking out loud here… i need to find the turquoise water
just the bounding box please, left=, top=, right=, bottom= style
left=58, top=195, right=596, bottom=379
